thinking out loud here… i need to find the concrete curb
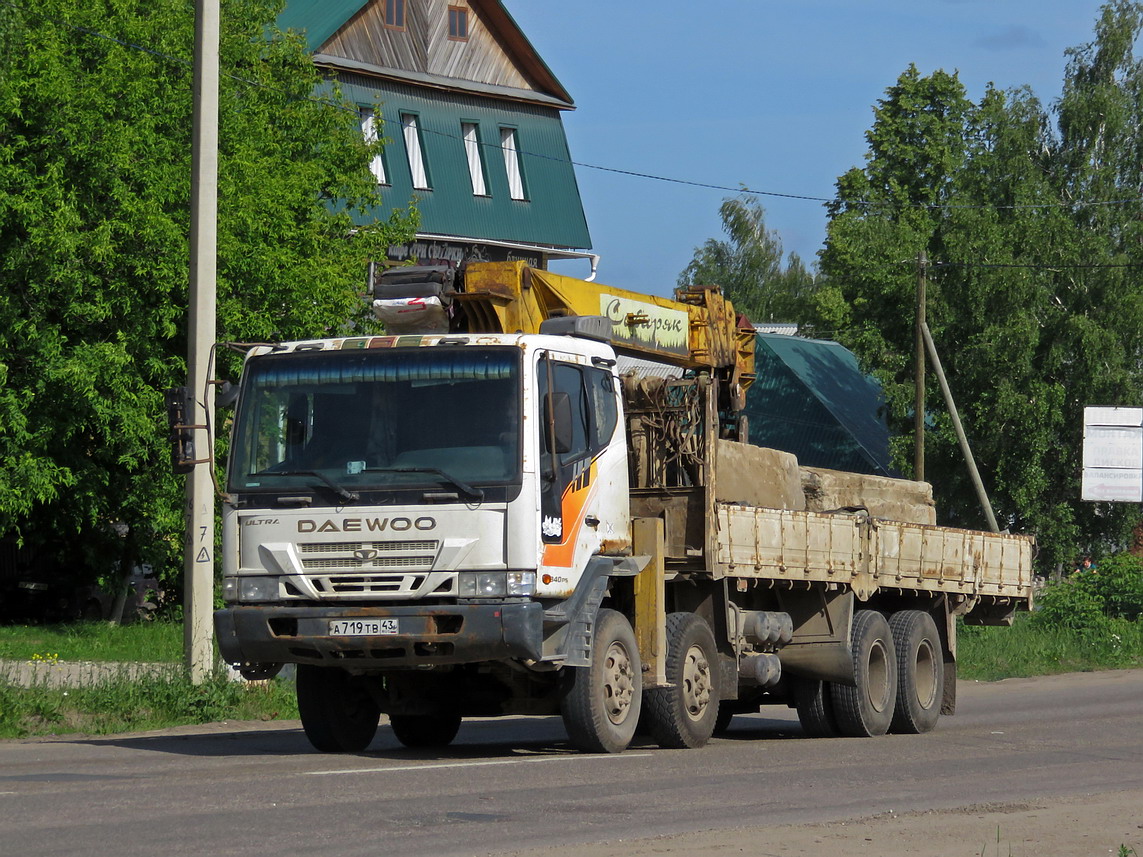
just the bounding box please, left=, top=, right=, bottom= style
left=0, top=658, right=180, bottom=689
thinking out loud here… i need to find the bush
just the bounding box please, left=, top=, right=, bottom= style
left=1032, top=573, right=1107, bottom=631
left=1090, top=554, right=1143, bottom=620
left=1032, top=552, right=1143, bottom=630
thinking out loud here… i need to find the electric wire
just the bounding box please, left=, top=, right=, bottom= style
left=5, top=0, right=1143, bottom=216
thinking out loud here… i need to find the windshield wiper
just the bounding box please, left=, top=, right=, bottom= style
left=364, top=466, right=484, bottom=501
left=250, top=470, right=360, bottom=502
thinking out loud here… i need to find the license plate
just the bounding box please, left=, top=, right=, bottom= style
left=328, top=618, right=398, bottom=636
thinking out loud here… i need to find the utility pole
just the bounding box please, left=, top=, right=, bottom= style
left=920, top=322, right=1000, bottom=533
left=914, top=250, right=927, bottom=481
left=185, top=0, right=220, bottom=684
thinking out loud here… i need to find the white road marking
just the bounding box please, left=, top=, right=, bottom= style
left=305, top=752, right=654, bottom=777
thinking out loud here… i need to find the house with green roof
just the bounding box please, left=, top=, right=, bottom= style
left=277, top=0, right=593, bottom=274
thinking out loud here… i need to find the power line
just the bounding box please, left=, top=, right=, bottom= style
left=421, top=120, right=1143, bottom=214
left=6, top=0, right=1143, bottom=217
left=839, top=259, right=1143, bottom=273
left=932, top=261, right=1143, bottom=269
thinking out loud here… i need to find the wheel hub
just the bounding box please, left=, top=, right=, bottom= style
left=603, top=641, right=635, bottom=724
left=682, top=644, right=712, bottom=720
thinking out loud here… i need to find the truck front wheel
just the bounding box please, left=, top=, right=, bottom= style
left=831, top=609, right=897, bottom=737
left=390, top=712, right=462, bottom=748
left=561, top=608, right=642, bottom=754
left=296, top=665, right=381, bottom=753
left=644, top=612, right=720, bottom=749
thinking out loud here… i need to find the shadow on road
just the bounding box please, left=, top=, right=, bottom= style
left=57, top=710, right=805, bottom=761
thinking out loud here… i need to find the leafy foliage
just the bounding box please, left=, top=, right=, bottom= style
left=1088, top=554, right=1143, bottom=620
left=1027, top=553, right=1143, bottom=668
left=0, top=0, right=416, bottom=587
left=679, top=195, right=817, bottom=323
left=817, top=3, right=1143, bottom=568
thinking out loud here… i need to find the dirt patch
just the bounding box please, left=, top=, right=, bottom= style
left=497, top=789, right=1143, bottom=857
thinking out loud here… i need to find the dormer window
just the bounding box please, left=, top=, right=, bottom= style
left=385, top=0, right=405, bottom=30
left=448, top=6, right=468, bottom=41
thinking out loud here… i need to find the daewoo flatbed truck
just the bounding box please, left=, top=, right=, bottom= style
left=211, top=261, right=1034, bottom=753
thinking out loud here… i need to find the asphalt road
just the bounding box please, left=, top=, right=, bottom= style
left=2, top=669, right=1141, bottom=857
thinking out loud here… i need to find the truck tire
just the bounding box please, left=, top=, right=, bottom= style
left=888, top=610, right=944, bottom=734
left=561, top=608, right=642, bottom=754
left=831, top=609, right=897, bottom=737
left=793, top=677, right=840, bottom=738
left=296, top=665, right=381, bottom=753
left=390, top=712, right=462, bottom=748
left=644, top=612, right=720, bottom=749
left=713, top=704, right=735, bottom=736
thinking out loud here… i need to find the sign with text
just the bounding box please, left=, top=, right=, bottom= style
left=1082, top=407, right=1143, bottom=502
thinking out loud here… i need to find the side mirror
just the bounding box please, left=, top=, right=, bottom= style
left=164, top=386, right=197, bottom=474
left=543, top=391, right=573, bottom=455
left=215, top=381, right=238, bottom=410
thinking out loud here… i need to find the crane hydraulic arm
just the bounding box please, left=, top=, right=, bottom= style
left=374, top=260, right=756, bottom=406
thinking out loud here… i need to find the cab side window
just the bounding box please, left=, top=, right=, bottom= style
left=586, top=366, right=618, bottom=450
left=546, top=362, right=589, bottom=463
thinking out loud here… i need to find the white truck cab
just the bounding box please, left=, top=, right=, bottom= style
left=216, top=323, right=637, bottom=678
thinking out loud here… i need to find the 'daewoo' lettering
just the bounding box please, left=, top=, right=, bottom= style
left=297, top=517, right=437, bottom=533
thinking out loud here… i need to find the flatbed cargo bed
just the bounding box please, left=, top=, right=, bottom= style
left=715, top=504, right=1034, bottom=621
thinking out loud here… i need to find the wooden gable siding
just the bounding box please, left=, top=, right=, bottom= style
left=321, top=0, right=537, bottom=94
left=337, top=74, right=590, bottom=249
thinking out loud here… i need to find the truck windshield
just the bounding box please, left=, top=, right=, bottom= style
left=228, top=347, right=521, bottom=496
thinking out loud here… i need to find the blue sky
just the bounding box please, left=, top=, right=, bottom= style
left=502, top=1, right=1118, bottom=296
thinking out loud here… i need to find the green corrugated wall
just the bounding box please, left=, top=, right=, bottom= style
left=338, top=75, right=591, bottom=249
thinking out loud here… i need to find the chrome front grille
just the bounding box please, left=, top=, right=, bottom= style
left=299, top=540, right=437, bottom=555
left=301, top=555, right=437, bottom=570
left=297, top=540, right=439, bottom=571
left=294, top=539, right=441, bottom=597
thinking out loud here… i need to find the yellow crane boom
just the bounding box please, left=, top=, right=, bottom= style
left=456, top=261, right=755, bottom=396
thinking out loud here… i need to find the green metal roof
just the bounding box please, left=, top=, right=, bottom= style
left=744, top=334, right=894, bottom=476
left=276, top=1, right=369, bottom=52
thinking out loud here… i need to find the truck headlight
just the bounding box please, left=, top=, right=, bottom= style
left=223, top=576, right=279, bottom=603
left=458, top=571, right=535, bottom=597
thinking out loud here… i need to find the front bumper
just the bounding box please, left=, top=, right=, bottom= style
left=214, top=601, right=544, bottom=670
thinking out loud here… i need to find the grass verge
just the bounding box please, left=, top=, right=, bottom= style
left=0, top=620, right=182, bottom=663
left=958, top=612, right=1143, bottom=681
left=0, top=670, right=298, bottom=739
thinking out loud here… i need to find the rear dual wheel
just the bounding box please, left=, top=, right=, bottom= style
left=888, top=610, right=943, bottom=734
left=832, top=609, right=897, bottom=737
left=792, top=610, right=893, bottom=739
left=644, top=613, right=720, bottom=749
left=794, top=676, right=840, bottom=738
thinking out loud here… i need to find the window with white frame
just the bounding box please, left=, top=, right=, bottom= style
left=360, top=108, right=387, bottom=185
left=500, top=127, right=526, bottom=200
left=402, top=113, right=430, bottom=190
left=462, top=122, right=487, bottom=196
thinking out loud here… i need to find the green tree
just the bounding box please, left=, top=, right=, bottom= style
left=817, top=3, right=1143, bottom=569
left=679, top=195, right=816, bottom=323
left=0, top=0, right=416, bottom=595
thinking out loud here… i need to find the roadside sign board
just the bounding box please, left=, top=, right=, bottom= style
left=1082, top=407, right=1143, bottom=502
